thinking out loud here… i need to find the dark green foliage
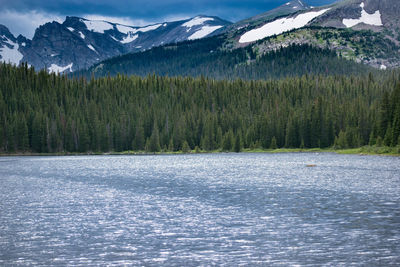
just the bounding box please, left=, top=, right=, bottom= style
left=182, top=141, right=190, bottom=153
left=379, top=82, right=400, bottom=147
left=133, top=123, right=145, bottom=151
left=270, top=137, right=278, bottom=150
left=222, top=129, right=234, bottom=151
left=146, top=123, right=161, bottom=152
left=0, top=63, right=399, bottom=153
left=82, top=41, right=374, bottom=80
left=234, top=134, right=242, bottom=153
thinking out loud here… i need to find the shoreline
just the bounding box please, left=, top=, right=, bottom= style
left=1, top=146, right=399, bottom=157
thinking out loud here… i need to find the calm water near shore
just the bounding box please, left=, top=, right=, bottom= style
left=1, top=153, right=399, bottom=266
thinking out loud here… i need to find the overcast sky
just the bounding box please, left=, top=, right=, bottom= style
left=0, top=0, right=337, bottom=39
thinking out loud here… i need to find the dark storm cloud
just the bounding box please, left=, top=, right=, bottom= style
left=0, top=0, right=338, bottom=22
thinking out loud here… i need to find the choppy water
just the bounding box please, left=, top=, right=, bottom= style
left=0, top=153, right=399, bottom=266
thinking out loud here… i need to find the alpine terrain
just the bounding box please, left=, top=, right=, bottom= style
left=0, top=15, right=231, bottom=72
left=85, top=0, right=400, bottom=78
left=1, top=0, right=399, bottom=75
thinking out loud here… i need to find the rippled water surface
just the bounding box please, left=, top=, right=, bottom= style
left=1, top=153, right=400, bottom=266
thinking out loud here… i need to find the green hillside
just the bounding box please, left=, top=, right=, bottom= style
left=83, top=35, right=375, bottom=80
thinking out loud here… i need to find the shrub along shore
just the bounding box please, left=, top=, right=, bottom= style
left=1, top=146, right=399, bottom=157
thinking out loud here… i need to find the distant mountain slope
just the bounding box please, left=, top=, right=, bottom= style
left=82, top=35, right=375, bottom=80
left=0, top=25, right=25, bottom=66
left=223, top=0, right=311, bottom=34
left=227, top=0, right=400, bottom=69
left=2, top=0, right=399, bottom=75
left=0, top=15, right=231, bottom=72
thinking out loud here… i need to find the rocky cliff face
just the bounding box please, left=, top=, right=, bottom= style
left=0, top=15, right=231, bottom=72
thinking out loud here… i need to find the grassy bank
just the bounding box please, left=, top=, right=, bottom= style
left=1, top=146, right=399, bottom=157
left=243, top=146, right=400, bottom=156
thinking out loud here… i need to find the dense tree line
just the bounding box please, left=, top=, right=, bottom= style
left=0, top=63, right=399, bottom=153
left=83, top=38, right=375, bottom=80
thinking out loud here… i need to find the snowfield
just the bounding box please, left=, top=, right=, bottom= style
left=342, top=2, right=383, bottom=28
left=0, top=37, right=23, bottom=65
left=117, top=24, right=162, bottom=43
left=239, top=8, right=330, bottom=43
left=121, top=34, right=138, bottom=44
left=116, top=24, right=135, bottom=34
left=188, top=26, right=222, bottom=40
left=182, top=17, right=214, bottom=28
left=48, top=63, right=73, bottom=73
left=117, top=24, right=162, bottom=35
left=82, top=19, right=113, bottom=33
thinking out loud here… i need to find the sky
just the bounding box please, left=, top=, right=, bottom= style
left=0, top=0, right=337, bottom=39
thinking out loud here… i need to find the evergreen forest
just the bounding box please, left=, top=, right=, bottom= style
left=1, top=62, right=400, bottom=154
left=84, top=38, right=375, bottom=80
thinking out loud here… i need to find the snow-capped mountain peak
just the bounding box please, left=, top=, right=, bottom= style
left=182, top=16, right=214, bottom=28
left=0, top=15, right=231, bottom=73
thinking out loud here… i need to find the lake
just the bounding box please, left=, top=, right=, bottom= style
left=1, top=153, right=399, bottom=266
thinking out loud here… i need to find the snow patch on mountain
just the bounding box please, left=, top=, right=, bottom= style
left=121, top=34, right=138, bottom=44
left=87, top=44, right=97, bottom=53
left=239, top=8, right=330, bottom=43
left=48, top=63, right=73, bottom=73
left=135, top=24, right=162, bottom=33
left=117, top=24, right=162, bottom=35
left=116, top=23, right=162, bottom=43
left=67, top=27, right=74, bottom=32
left=183, top=17, right=214, bottom=28
left=116, top=24, right=135, bottom=34
left=188, top=26, right=223, bottom=40
left=82, top=19, right=113, bottom=33
left=110, top=36, right=119, bottom=42
left=342, top=2, right=383, bottom=28
left=79, top=32, right=85, bottom=39
left=0, top=37, right=23, bottom=65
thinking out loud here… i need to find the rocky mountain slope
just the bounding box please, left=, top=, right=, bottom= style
left=223, top=0, right=311, bottom=34
left=230, top=0, right=400, bottom=68
left=1, top=0, right=399, bottom=74
left=0, top=15, right=231, bottom=72
left=84, top=0, right=399, bottom=78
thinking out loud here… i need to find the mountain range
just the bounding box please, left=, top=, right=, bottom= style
left=1, top=0, right=399, bottom=75
left=0, top=15, right=231, bottom=72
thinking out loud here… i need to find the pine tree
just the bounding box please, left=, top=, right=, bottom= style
left=31, top=113, right=44, bottom=153
left=0, top=123, right=4, bottom=151
left=78, top=121, right=89, bottom=152
left=133, top=123, right=145, bottom=151
left=335, top=130, right=348, bottom=149
left=270, top=136, right=277, bottom=149
left=222, top=129, right=233, bottom=151
left=234, top=134, right=241, bottom=153
left=168, top=138, right=174, bottom=152
left=148, top=123, right=161, bottom=152
left=182, top=141, right=190, bottom=153
left=17, top=116, right=29, bottom=151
